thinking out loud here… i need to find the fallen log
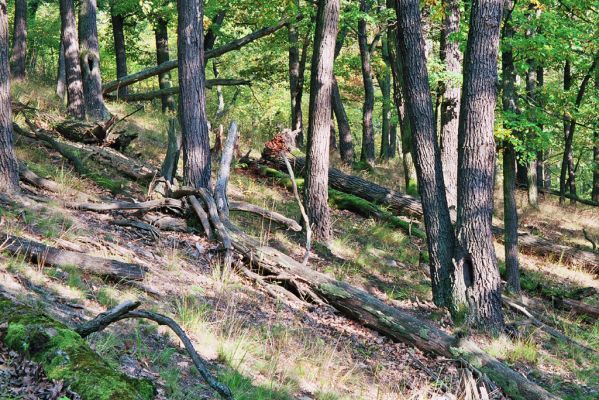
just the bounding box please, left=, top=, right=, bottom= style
left=65, top=198, right=182, bottom=212
left=266, top=156, right=599, bottom=271
left=0, top=295, right=155, bottom=400
left=105, top=79, right=251, bottom=102
left=102, top=16, right=296, bottom=94
left=224, top=221, right=558, bottom=400
left=553, top=297, right=599, bottom=321
left=230, top=200, right=301, bottom=232
left=0, top=233, right=147, bottom=281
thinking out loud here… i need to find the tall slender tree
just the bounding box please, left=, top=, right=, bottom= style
left=593, top=71, right=599, bottom=202
left=10, top=0, right=27, bottom=80
left=377, top=35, right=393, bottom=161
left=59, top=0, right=85, bottom=119
left=394, top=0, right=456, bottom=308
left=439, top=0, right=461, bottom=210
left=110, top=2, right=128, bottom=98
left=501, top=1, right=520, bottom=294
left=155, top=17, right=176, bottom=112
left=288, top=0, right=309, bottom=147
left=178, top=0, right=211, bottom=188
left=0, top=0, right=19, bottom=192
left=305, top=0, right=339, bottom=242
left=358, top=0, right=375, bottom=166
left=454, top=0, right=505, bottom=329
left=332, top=27, right=353, bottom=164
left=79, top=0, right=109, bottom=120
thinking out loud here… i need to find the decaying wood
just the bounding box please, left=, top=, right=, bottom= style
left=18, top=163, right=97, bottom=202
left=66, top=198, right=182, bottom=212
left=552, top=297, right=599, bottom=321
left=282, top=154, right=311, bottom=265
left=140, top=212, right=189, bottom=232
left=222, top=221, right=558, bottom=400
left=161, top=119, right=181, bottom=184
left=214, top=122, right=239, bottom=216
left=265, top=155, right=599, bottom=272
left=77, top=302, right=233, bottom=400
left=0, top=233, right=146, bottom=281
left=503, top=297, right=597, bottom=353
left=197, top=189, right=233, bottom=271
left=229, top=200, right=301, bottom=231
left=583, top=229, right=597, bottom=251
left=113, top=218, right=160, bottom=240
left=188, top=195, right=213, bottom=238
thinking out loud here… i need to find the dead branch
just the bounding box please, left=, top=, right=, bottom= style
left=65, top=198, right=183, bottom=212
left=197, top=189, right=233, bottom=272
left=214, top=122, right=239, bottom=216
left=229, top=200, right=301, bottom=231
left=583, top=229, right=597, bottom=251
left=76, top=304, right=233, bottom=400
left=282, top=153, right=311, bottom=265
left=113, top=218, right=160, bottom=240
left=188, top=195, right=214, bottom=238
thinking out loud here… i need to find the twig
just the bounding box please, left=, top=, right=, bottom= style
left=188, top=196, right=214, bottom=239
left=282, top=153, right=311, bottom=265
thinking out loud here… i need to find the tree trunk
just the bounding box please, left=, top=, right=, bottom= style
left=358, top=0, right=375, bottom=166
left=178, top=0, right=211, bottom=189
left=78, top=0, right=108, bottom=121
left=56, top=41, right=66, bottom=99
left=304, top=0, right=339, bottom=242
left=454, top=0, right=505, bottom=330
left=501, top=5, right=520, bottom=294
left=377, top=35, right=392, bottom=161
left=331, top=28, right=353, bottom=164
left=594, top=70, right=599, bottom=202
left=155, top=18, right=176, bottom=112
left=110, top=7, right=128, bottom=98
left=10, top=0, right=27, bottom=80
left=331, top=77, right=353, bottom=164
left=439, top=0, right=461, bottom=210
left=59, top=0, right=85, bottom=119
left=394, top=0, right=455, bottom=309
left=0, top=0, right=19, bottom=192
left=288, top=4, right=309, bottom=148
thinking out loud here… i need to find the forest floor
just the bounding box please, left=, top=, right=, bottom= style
left=1, top=82, right=598, bottom=400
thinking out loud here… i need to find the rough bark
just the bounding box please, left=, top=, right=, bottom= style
left=0, top=233, right=147, bottom=280
left=288, top=3, right=309, bottom=147
left=439, top=0, right=461, bottom=210
left=59, top=0, right=85, bottom=119
left=394, top=0, right=455, bottom=308
left=304, top=0, right=339, bottom=242
left=78, top=0, right=108, bottom=121
left=500, top=3, right=520, bottom=294
left=225, top=222, right=559, bottom=400
left=0, top=296, right=155, bottom=400
left=0, top=1, right=19, bottom=193
left=110, top=7, right=128, bottom=98
left=103, top=16, right=294, bottom=95
left=454, top=0, right=505, bottom=329
left=358, top=0, right=375, bottom=166
left=377, top=35, right=392, bottom=161
left=155, top=17, right=176, bottom=112
left=178, top=0, right=211, bottom=189
left=10, top=0, right=27, bottom=80
left=331, top=77, right=353, bottom=164
left=160, top=118, right=181, bottom=184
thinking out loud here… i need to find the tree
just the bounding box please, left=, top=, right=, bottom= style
left=288, top=0, right=309, bottom=147
left=305, top=0, right=339, bottom=242
left=594, top=72, right=599, bottom=202
left=501, top=1, right=520, bottom=294
left=10, top=0, right=27, bottom=80
left=439, top=0, right=461, bottom=210
left=79, top=0, right=109, bottom=120
left=394, top=0, right=456, bottom=308
left=332, top=27, right=353, bottom=165
left=178, top=0, right=211, bottom=189
left=155, top=17, right=176, bottom=112
left=454, top=0, right=505, bottom=329
left=0, top=0, right=19, bottom=192
left=110, top=2, right=128, bottom=98
left=59, top=0, right=85, bottom=119
left=358, top=0, right=375, bottom=166
left=377, top=35, right=393, bottom=161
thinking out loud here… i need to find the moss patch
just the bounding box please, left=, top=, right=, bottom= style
left=0, top=296, right=154, bottom=400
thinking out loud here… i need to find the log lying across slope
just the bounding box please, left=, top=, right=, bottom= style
left=266, top=156, right=599, bottom=272
left=225, top=221, right=558, bottom=400
left=0, top=233, right=147, bottom=281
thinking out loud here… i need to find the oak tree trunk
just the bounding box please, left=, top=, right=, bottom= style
left=394, top=0, right=455, bottom=308
left=288, top=5, right=309, bottom=148
left=377, top=35, right=392, bottom=161
left=110, top=7, right=128, bottom=98
left=10, top=0, right=27, bottom=80
left=78, top=0, right=109, bottom=121
left=59, top=0, right=85, bottom=119
left=56, top=41, right=66, bottom=99
left=331, top=28, right=353, bottom=164
left=177, top=0, right=211, bottom=189
left=0, top=0, right=19, bottom=192
left=358, top=0, right=375, bottom=166
left=454, top=0, right=505, bottom=330
left=304, top=0, right=339, bottom=242
left=439, top=0, right=461, bottom=210
left=155, top=18, right=176, bottom=112
left=501, top=3, right=520, bottom=294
